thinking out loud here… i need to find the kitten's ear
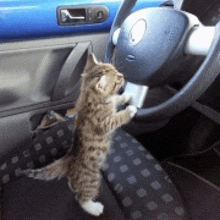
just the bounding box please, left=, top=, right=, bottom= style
left=95, top=75, right=107, bottom=93
left=84, top=53, right=98, bottom=72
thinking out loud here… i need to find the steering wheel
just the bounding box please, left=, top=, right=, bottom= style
left=105, top=0, right=220, bottom=122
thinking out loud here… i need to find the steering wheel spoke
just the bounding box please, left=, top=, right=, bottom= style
left=124, top=82, right=149, bottom=108
left=185, top=25, right=215, bottom=56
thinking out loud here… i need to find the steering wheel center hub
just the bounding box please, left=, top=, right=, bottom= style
left=114, top=8, right=189, bottom=87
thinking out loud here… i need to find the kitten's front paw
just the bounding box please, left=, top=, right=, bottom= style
left=126, top=105, right=137, bottom=118
left=81, top=200, right=104, bottom=216
left=122, top=93, right=132, bottom=104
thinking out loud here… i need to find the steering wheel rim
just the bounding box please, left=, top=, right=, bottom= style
left=105, top=0, right=220, bottom=122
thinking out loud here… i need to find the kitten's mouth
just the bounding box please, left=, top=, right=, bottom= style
left=115, top=79, right=124, bottom=93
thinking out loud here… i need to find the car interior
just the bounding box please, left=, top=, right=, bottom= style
left=1, top=0, right=220, bottom=219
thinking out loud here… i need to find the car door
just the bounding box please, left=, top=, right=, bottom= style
left=0, top=0, right=163, bottom=179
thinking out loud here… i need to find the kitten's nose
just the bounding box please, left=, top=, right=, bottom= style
left=116, top=73, right=124, bottom=80
left=117, top=75, right=122, bottom=80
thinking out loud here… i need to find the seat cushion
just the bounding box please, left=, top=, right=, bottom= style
left=102, top=129, right=189, bottom=220
left=0, top=117, right=189, bottom=220
left=2, top=176, right=125, bottom=220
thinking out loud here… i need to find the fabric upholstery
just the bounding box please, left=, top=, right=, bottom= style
left=102, top=129, right=188, bottom=220
left=0, top=119, right=74, bottom=185
left=0, top=117, right=189, bottom=219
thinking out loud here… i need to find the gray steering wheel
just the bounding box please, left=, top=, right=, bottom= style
left=105, top=0, right=220, bottom=122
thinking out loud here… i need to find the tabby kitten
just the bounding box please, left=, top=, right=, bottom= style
left=23, top=53, right=137, bottom=216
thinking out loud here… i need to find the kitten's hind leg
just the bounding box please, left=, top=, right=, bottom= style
left=80, top=200, right=104, bottom=217
left=68, top=176, right=104, bottom=216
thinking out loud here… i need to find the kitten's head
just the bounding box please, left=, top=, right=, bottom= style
left=81, top=53, right=124, bottom=97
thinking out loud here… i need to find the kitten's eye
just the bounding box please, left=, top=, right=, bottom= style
left=95, top=74, right=102, bottom=78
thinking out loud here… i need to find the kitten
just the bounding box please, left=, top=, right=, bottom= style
left=22, top=53, right=137, bottom=216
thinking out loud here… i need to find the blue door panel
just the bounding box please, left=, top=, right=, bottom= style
left=0, top=0, right=163, bottom=40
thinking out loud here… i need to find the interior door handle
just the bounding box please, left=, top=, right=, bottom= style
left=58, top=5, right=109, bottom=25
left=52, top=42, right=91, bottom=101
left=61, top=9, right=85, bottom=22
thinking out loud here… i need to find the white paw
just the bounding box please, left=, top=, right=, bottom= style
left=81, top=200, right=104, bottom=216
left=122, top=93, right=132, bottom=104
left=127, top=105, right=137, bottom=117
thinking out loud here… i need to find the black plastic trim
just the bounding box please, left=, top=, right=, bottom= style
left=52, top=42, right=91, bottom=101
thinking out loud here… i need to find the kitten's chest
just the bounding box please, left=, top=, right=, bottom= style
left=104, top=99, right=116, bottom=114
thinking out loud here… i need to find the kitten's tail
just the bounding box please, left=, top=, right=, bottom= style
left=21, top=157, right=67, bottom=181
